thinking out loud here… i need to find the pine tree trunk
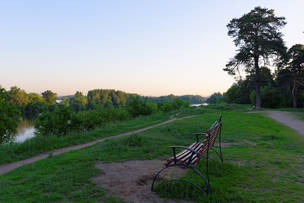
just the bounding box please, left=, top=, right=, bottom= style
left=292, top=79, right=297, bottom=108
left=255, top=56, right=261, bottom=110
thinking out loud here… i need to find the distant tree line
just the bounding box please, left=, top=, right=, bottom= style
left=34, top=96, right=189, bottom=136
left=147, top=94, right=205, bottom=104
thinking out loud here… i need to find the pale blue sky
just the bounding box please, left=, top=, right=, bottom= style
left=0, top=0, right=303, bottom=96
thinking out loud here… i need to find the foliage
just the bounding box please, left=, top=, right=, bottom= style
left=70, top=91, right=87, bottom=112
left=34, top=93, right=188, bottom=137
left=158, top=98, right=189, bottom=113
left=42, top=90, right=57, bottom=105
left=7, top=86, right=29, bottom=107
left=0, top=88, right=21, bottom=142
left=87, top=89, right=132, bottom=108
left=206, top=92, right=224, bottom=104
left=224, top=6, right=286, bottom=109
left=148, top=94, right=205, bottom=104
left=34, top=104, right=132, bottom=136
left=127, top=96, right=188, bottom=117
left=261, top=86, right=284, bottom=108
left=223, top=67, right=304, bottom=108
left=23, top=102, right=47, bottom=120
left=35, top=105, right=73, bottom=136
left=282, top=44, right=304, bottom=107
left=27, top=93, right=44, bottom=104
left=127, top=96, right=157, bottom=117
left=61, top=97, right=70, bottom=106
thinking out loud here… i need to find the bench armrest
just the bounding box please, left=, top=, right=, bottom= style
left=194, top=132, right=208, bottom=142
left=169, top=145, right=201, bottom=165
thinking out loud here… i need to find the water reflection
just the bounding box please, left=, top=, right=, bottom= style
left=13, top=120, right=36, bottom=143
left=190, top=103, right=208, bottom=107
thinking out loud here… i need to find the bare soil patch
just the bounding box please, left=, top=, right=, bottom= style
left=92, top=160, right=190, bottom=203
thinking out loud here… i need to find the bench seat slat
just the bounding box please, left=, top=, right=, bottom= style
left=179, top=143, right=203, bottom=163
left=167, top=143, right=200, bottom=165
left=167, top=143, right=205, bottom=165
left=174, top=142, right=197, bottom=158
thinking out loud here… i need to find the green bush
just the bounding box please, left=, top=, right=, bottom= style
left=0, top=88, right=21, bottom=142
left=35, top=105, right=73, bottom=136
left=127, top=96, right=159, bottom=117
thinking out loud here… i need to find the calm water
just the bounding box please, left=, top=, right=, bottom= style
left=190, top=103, right=208, bottom=107
left=12, top=120, right=36, bottom=143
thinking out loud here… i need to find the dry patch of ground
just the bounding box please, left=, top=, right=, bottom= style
left=92, top=160, right=190, bottom=203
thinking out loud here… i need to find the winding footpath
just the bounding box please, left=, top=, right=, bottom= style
left=0, top=115, right=196, bottom=176
left=265, top=110, right=304, bottom=136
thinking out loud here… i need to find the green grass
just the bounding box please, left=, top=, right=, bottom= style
left=1, top=109, right=303, bottom=202
left=0, top=113, right=171, bottom=165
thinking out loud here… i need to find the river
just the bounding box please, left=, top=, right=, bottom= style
left=12, top=120, right=36, bottom=143
left=190, top=103, right=208, bottom=107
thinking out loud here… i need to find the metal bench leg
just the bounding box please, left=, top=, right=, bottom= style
left=219, top=125, right=224, bottom=163
left=211, top=147, right=224, bottom=163
left=151, top=163, right=210, bottom=194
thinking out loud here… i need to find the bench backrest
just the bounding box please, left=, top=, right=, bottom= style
left=199, top=115, right=222, bottom=155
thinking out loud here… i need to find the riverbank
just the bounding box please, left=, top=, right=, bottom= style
left=0, top=113, right=171, bottom=165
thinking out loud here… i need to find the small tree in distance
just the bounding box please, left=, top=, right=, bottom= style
left=42, top=90, right=57, bottom=105
left=224, top=7, right=286, bottom=109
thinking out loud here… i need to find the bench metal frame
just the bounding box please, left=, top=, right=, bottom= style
left=151, top=115, right=223, bottom=195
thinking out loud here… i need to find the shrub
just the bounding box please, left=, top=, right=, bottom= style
left=35, top=105, right=73, bottom=136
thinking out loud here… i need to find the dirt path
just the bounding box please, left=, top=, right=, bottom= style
left=265, top=110, right=304, bottom=136
left=0, top=115, right=197, bottom=176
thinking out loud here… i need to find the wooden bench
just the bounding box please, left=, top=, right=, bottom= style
left=151, top=115, right=223, bottom=194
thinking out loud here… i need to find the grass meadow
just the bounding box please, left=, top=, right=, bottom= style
left=0, top=107, right=303, bottom=202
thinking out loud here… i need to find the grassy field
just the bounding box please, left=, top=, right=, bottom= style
left=0, top=108, right=303, bottom=202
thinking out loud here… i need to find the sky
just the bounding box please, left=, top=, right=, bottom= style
left=0, top=0, right=303, bottom=97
